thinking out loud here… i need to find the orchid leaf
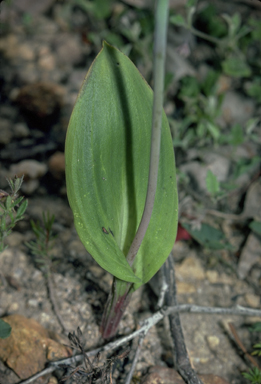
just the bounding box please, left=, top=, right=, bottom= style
left=65, top=42, right=178, bottom=287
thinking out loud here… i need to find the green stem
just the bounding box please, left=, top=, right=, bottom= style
left=101, top=0, right=170, bottom=339
left=126, top=0, right=169, bottom=266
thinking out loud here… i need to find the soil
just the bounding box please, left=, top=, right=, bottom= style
left=0, top=1, right=261, bottom=384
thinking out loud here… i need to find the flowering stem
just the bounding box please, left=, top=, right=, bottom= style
left=101, top=0, right=169, bottom=339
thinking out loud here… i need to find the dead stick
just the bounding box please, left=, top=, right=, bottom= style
left=229, top=322, right=260, bottom=369
left=164, top=255, right=203, bottom=384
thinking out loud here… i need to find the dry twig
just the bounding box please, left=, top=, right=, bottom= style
left=18, top=304, right=261, bottom=384
left=164, top=255, right=203, bottom=384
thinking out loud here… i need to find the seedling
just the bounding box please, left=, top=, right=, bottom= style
left=26, top=212, right=67, bottom=332
left=65, top=0, right=178, bottom=339
left=0, top=176, right=28, bottom=253
left=0, top=175, right=28, bottom=339
left=26, top=212, right=56, bottom=276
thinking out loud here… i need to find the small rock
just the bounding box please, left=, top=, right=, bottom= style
left=219, top=91, right=255, bottom=127
left=0, top=119, right=13, bottom=144
left=176, top=281, right=196, bottom=294
left=28, top=299, right=39, bottom=308
left=206, top=270, right=219, bottom=284
left=175, top=255, right=205, bottom=281
left=10, top=160, right=47, bottom=179
left=238, top=234, right=261, bottom=279
left=48, top=377, right=58, bottom=384
left=17, top=43, right=35, bottom=61
left=38, top=53, right=56, bottom=71
left=21, top=179, right=40, bottom=194
left=0, top=34, right=19, bottom=60
left=0, top=314, right=71, bottom=379
left=242, top=179, right=261, bottom=220
left=207, top=335, right=220, bottom=349
left=245, top=293, right=260, bottom=308
left=48, top=152, right=65, bottom=179
left=8, top=302, right=19, bottom=312
left=54, top=33, right=83, bottom=67
left=179, top=154, right=230, bottom=193
left=13, top=122, right=30, bottom=138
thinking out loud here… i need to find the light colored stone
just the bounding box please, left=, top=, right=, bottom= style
left=10, top=160, right=47, bottom=179
left=38, top=53, right=56, bottom=71
left=206, top=270, right=219, bottom=283
left=13, top=122, right=30, bottom=138
left=238, top=234, right=261, bottom=279
left=17, top=43, right=35, bottom=61
left=207, top=335, right=220, bottom=349
left=175, top=256, right=205, bottom=281
left=220, top=91, right=255, bottom=127
left=28, top=299, right=39, bottom=308
left=176, top=281, right=196, bottom=294
left=21, top=179, right=39, bottom=194
left=9, top=302, right=19, bottom=312
left=245, top=293, right=260, bottom=308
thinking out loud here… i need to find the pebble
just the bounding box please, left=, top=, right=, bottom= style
left=21, top=179, right=40, bottom=194
left=175, top=255, right=205, bottom=281
left=245, top=293, right=260, bottom=308
left=176, top=281, right=196, bottom=294
left=219, top=91, right=255, bottom=127
left=48, top=151, right=65, bottom=179
left=28, top=299, right=39, bottom=308
left=8, top=302, right=19, bottom=312
left=54, top=33, right=83, bottom=67
left=13, top=122, right=30, bottom=138
left=207, top=335, right=220, bottom=349
left=180, top=154, right=230, bottom=193
left=17, top=43, right=35, bottom=61
left=38, top=53, right=56, bottom=71
left=10, top=160, right=47, bottom=183
left=206, top=270, right=219, bottom=284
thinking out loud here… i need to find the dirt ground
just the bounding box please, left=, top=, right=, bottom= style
left=0, top=0, right=261, bottom=383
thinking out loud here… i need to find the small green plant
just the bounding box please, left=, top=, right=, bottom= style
left=0, top=176, right=28, bottom=253
left=242, top=367, right=261, bottom=384
left=168, top=1, right=261, bottom=150
left=0, top=319, right=11, bottom=339
left=65, top=0, right=178, bottom=339
left=26, top=212, right=56, bottom=276
left=26, top=212, right=67, bottom=332
left=0, top=176, right=28, bottom=339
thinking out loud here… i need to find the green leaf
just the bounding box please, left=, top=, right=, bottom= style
left=222, top=56, right=251, bottom=78
left=0, top=319, right=11, bottom=339
left=249, top=221, right=261, bottom=236
left=65, top=42, right=178, bottom=287
left=6, top=196, right=12, bottom=210
left=170, top=14, right=186, bottom=27
left=206, top=170, right=220, bottom=195
left=230, top=123, right=244, bottom=146
left=16, top=199, right=28, bottom=219
left=182, top=222, right=233, bottom=250
left=206, top=121, right=220, bottom=140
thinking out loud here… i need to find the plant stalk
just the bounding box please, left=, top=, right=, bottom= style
left=101, top=0, right=170, bottom=339
left=126, top=0, right=169, bottom=266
